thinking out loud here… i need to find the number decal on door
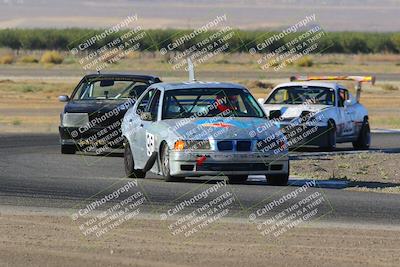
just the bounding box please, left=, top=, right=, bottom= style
left=146, top=131, right=155, bottom=156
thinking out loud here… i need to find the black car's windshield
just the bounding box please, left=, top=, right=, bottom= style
left=265, top=86, right=335, bottom=105
left=72, top=79, right=149, bottom=100
left=162, top=88, right=265, bottom=119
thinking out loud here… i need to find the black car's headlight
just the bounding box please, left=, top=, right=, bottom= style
left=61, top=113, right=89, bottom=127
left=173, top=140, right=211, bottom=151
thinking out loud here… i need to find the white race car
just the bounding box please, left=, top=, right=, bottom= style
left=258, top=76, right=375, bottom=151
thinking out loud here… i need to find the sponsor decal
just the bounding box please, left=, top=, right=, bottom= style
left=201, top=122, right=234, bottom=128
left=195, top=118, right=250, bottom=129
left=145, top=131, right=155, bottom=156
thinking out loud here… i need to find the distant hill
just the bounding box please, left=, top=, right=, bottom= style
left=0, top=0, right=399, bottom=31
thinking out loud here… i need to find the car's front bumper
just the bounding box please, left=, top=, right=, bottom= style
left=59, top=126, right=124, bottom=149
left=169, top=151, right=289, bottom=177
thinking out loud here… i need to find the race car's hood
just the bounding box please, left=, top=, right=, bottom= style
left=161, top=117, right=279, bottom=140
left=64, top=99, right=133, bottom=114
left=262, top=104, right=331, bottom=119
left=64, top=99, right=135, bottom=127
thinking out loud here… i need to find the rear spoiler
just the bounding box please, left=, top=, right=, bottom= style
left=290, top=75, right=376, bottom=102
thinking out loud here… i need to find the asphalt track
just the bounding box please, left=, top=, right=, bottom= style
left=0, top=133, right=399, bottom=226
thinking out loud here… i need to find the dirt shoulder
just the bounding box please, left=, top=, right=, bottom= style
left=0, top=212, right=399, bottom=267
left=292, top=152, right=400, bottom=193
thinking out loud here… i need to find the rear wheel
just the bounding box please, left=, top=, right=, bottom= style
left=352, top=119, right=371, bottom=150
left=227, top=175, right=248, bottom=184
left=267, top=173, right=289, bottom=186
left=321, top=120, right=336, bottom=151
left=124, top=141, right=146, bottom=178
left=160, top=143, right=183, bottom=182
left=61, top=144, right=76, bottom=154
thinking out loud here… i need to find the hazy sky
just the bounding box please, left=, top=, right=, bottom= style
left=0, top=0, right=399, bottom=31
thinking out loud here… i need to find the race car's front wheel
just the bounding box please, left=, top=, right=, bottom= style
left=124, top=141, right=146, bottom=178
left=161, top=143, right=183, bottom=182
left=227, top=175, right=248, bottom=184
left=267, top=173, right=289, bottom=186
left=61, top=144, right=76, bottom=154
left=322, top=120, right=336, bottom=151
left=352, top=118, right=371, bottom=150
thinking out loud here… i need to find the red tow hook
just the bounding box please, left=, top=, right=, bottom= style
left=196, top=155, right=207, bottom=166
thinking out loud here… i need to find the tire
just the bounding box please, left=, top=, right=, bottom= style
left=227, top=175, right=248, bottom=184
left=61, top=144, right=76, bottom=154
left=267, top=173, right=289, bottom=186
left=321, top=120, right=336, bottom=151
left=124, top=141, right=146, bottom=178
left=352, top=119, right=371, bottom=150
left=160, top=143, right=183, bottom=182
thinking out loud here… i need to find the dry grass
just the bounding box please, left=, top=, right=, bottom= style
left=381, top=83, right=399, bottom=91
left=40, top=51, right=64, bottom=64
left=20, top=55, right=39, bottom=63
left=1, top=51, right=399, bottom=74
left=0, top=53, right=15, bottom=64
left=292, top=153, right=400, bottom=184
left=296, top=56, right=314, bottom=67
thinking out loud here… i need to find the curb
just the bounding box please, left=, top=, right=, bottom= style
left=371, top=129, right=400, bottom=134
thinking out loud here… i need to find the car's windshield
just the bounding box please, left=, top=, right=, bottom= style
left=162, top=88, right=265, bottom=119
left=72, top=79, right=149, bottom=100
left=265, top=86, right=335, bottom=105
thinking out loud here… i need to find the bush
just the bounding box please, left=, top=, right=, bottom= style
left=0, top=54, right=15, bottom=64
left=21, top=55, right=39, bottom=63
left=40, top=51, right=63, bottom=64
left=381, top=84, right=399, bottom=91
left=297, top=56, right=314, bottom=67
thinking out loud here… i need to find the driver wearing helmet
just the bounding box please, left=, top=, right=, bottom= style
left=214, top=94, right=239, bottom=114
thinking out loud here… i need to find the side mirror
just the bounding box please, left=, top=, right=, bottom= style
left=257, top=98, right=264, bottom=104
left=269, top=110, right=282, bottom=119
left=59, top=95, right=69, bottom=102
left=344, top=98, right=355, bottom=107
left=140, top=112, right=153, bottom=121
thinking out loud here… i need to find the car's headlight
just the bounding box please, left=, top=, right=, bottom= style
left=173, top=140, right=211, bottom=151
left=62, top=113, right=89, bottom=127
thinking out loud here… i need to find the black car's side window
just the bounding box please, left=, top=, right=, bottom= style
left=136, top=89, right=154, bottom=115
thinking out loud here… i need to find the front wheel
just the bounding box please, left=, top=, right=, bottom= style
left=124, top=141, right=146, bottom=178
left=160, top=143, right=183, bottom=182
left=321, top=120, right=336, bottom=151
left=352, top=119, right=371, bottom=150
